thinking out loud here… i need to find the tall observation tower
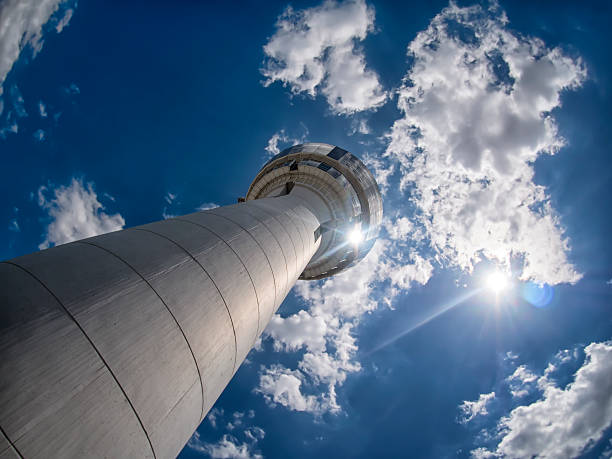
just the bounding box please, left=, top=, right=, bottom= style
left=0, top=143, right=382, bottom=459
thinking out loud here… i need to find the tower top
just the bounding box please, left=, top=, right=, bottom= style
left=247, top=143, right=382, bottom=280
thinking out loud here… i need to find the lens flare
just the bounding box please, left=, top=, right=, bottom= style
left=521, top=282, right=554, bottom=308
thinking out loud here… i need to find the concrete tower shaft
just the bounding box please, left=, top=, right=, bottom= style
left=0, top=143, right=381, bottom=459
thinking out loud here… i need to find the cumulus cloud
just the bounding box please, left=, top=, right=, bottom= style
left=506, top=365, right=538, bottom=398
left=384, top=2, right=586, bottom=285
left=257, top=365, right=321, bottom=413
left=188, top=431, right=263, bottom=459
left=266, top=310, right=328, bottom=353
left=257, top=239, right=432, bottom=415
left=37, top=178, right=125, bottom=249
left=470, top=341, right=612, bottom=458
left=262, top=0, right=387, bottom=114
left=189, top=411, right=265, bottom=459
left=459, top=392, right=496, bottom=424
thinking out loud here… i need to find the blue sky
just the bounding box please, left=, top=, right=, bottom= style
left=1, top=0, right=611, bottom=458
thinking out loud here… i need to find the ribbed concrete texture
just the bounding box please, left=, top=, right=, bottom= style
left=0, top=143, right=382, bottom=458
left=0, top=195, right=320, bottom=459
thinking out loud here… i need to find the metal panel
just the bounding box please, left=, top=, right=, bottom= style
left=139, top=219, right=258, bottom=365
left=11, top=242, right=195, bottom=459
left=0, top=262, right=152, bottom=459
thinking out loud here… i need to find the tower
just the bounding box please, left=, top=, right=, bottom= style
left=0, top=143, right=382, bottom=458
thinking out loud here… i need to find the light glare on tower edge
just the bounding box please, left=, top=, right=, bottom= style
left=348, top=226, right=363, bottom=245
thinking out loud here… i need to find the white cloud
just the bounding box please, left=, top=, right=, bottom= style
left=55, top=7, right=73, bottom=33
left=8, top=219, right=19, bottom=232
left=266, top=310, right=328, bottom=353
left=506, top=365, right=538, bottom=398
left=349, top=118, right=371, bottom=136
left=256, top=364, right=320, bottom=413
left=38, top=178, right=125, bottom=249
left=190, top=412, right=265, bottom=459
left=207, top=407, right=224, bottom=429
left=265, top=131, right=289, bottom=157
left=33, top=128, right=45, bottom=141
left=264, top=126, right=309, bottom=158
left=262, top=0, right=387, bottom=114
left=459, top=392, right=496, bottom=424
left=164, top=192, right=176, bottom=204
left=197, top=202, right=219, bottom=211
left=188, top=431, right=263, bottom=459
left=258, top=239, right=433, bottom=415
left=472, top=341, right=612, bottom=459
left=0, top=0, right=75, bottom=95
left=384, top=2, right=586, bottom=285
left=38, top=100, right=47, bottom=117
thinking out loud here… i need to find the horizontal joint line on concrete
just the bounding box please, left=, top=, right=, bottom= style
left=131, top=227, right=238, bottom=382
left=173, top=218, right=262, bottom=344
left=2, top=259, right=157, bottom=459
left=78, top=240, right=205, bottom=426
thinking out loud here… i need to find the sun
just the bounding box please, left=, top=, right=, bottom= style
left=486, top=270, right=510, bottom=293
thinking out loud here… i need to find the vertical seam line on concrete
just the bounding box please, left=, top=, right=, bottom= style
left=2, top=261, right=157, bottom=459
left=78, top=240, right=205, bottom=423
left=284, top=208, right=307, bottom=272
left=207, top=211, right=278, bottom=314
left=0, top=422, right=23, bottom=459
left=173, top=218, right=262, bottom=343
left=284, top=209, right=305, bottom=259
left=247, top=202, right=299, bottom=283
left=239, top=206, right=290, bottom=300
left=131, top=228, right=238, bottom=376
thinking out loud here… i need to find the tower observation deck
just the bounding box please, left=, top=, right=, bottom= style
left=0, top=143, right=382, bottom=458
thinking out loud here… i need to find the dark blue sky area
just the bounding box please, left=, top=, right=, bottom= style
left=1, top=1, right=611, bottom=458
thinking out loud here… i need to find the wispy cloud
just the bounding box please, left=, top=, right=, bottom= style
left=262, top=0, right=387, bottom=114
left=37, top=178, right=124, bottom=249
left=466, top=341, right=612, bottom=458
left=0, top=0, right=76, bottom=95
left=8, top=218, right=19, bottom=232
left=33, top=128, right=45, bottom=141
left=264, top=126, right=308, bottom=158
left=38, top=100, right=47, bottom=117
left=197, top=202, right=219, bottom=211
left=188, top=411, right=265, bottom=459
left=458, top=392, right=495, bottom=424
